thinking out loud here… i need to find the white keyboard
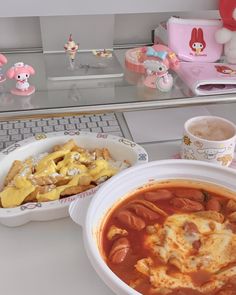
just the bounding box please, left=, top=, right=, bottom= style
left=0, top=113, right=124, bottom=150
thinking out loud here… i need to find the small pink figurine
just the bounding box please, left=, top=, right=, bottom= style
left=64, top=34, right=79, bottom=67
left=0, top=54, right=7, bottom=83
left=142, top=45, right=179, bottom=92
left=6, top=62, right=35, bottom=96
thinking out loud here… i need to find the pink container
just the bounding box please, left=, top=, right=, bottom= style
left=168, top=17, right=223, bottom=62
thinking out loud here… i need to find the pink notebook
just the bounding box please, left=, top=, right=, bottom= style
left=176, top=62, right=236, bottom=96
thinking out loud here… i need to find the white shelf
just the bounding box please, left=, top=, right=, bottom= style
left=1, top=0, right=218, bottom=17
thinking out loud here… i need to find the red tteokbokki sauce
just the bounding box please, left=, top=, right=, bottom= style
left=100, top=180, right=236, bottom=295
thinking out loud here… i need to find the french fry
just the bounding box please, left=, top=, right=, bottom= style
left=94, top=148, right=103, bottom=159
left=54, top=156, right=64, bottom=164
left=1, top=139, right=129, bottom=208
left=21, top=184, right=56, bottom=204
left=60, top=184, right=95, bottom=197
left=54, top=139, right=76, bottom=152
left=102, top=148, right=112, bottom=160
left=56, top=178, right=71, bottom=186
left=71, top=145, right=85, bottom=153
left=38, top=184, right=56, bottom=194
left=23, top=187, right=39, bottom=203
left=78, top=175, right=93, bottom=186
left=4, top=160, right=23, bottom=186
left=30, top=175, right=67, bottom=186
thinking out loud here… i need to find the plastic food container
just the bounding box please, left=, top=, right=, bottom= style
left=0, top=131, right=148, bottom=227
left=69, top=159, right=236, bottom=295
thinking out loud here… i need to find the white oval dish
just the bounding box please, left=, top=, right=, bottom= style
left=0, top=131, right=148, bottom=227
left=69, top=159, right=236, bottom=295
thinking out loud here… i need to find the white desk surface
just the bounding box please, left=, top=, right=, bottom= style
left=2, top=98, right=236, bottom=294
left=3, top=102, right=236, bottom=294
left=0, top=140, right=180, bottom=295
left=2, top=49, right=236, bottom=295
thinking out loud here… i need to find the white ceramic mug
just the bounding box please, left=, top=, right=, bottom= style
left=181, top=116, right=236, bottom=167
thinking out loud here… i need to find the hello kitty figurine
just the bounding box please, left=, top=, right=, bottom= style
left=0, top=54, right=7, bottom=83
left=215, top=0, right=236, bottom=64
left=6, top=62, right=35, bottom=96
left=142, top=45, right=179, bottom=91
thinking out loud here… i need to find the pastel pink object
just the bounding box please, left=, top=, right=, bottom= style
left=142, top=45, right=178, bottom=91
left=10, top=86, right=35, bottom=96
left=125, top=47, right=147, bottom=73
left=168, top=17, right=223, bottom=62
left=7, top=62, right=35, bottom=96
left=176, top=61, right=236, bottom=96
left=0, top=53, right=7, bottom=83
left=0, top=54, right=7, bottom=67
left=125, top=44, right=179, bottom=74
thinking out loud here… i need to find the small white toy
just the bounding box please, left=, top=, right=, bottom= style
left=142, top=46, right=179, bottom=92
left=64, top=34, right=79, bottom=67
left=143, top=58, right=174, bottom=92
left=6, top=62, right=35, bottom=96
left=215, top=0, right=236, bottom=64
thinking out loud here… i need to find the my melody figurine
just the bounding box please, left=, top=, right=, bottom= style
left=215, top=0, right=236, bottom=64
left=6, top=62, right=35, bottom=96
left=142, top=45, right=180, bottom=91
left=64, top=34, right=79, bottom=67
left=0, top=54, right=7, bottom=83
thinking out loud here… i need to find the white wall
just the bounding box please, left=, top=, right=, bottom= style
left=0, top=17, right=42, bottom=50
left=0, top=0, right=218, bottom=17
left=114, top=10, right=219, bottom=45
left=40, top=15, right=114, bottom=52
left=0, top=10, right=219, bottom=51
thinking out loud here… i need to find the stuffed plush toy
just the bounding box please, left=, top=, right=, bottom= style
left=215, top=0, right=236, bottom=64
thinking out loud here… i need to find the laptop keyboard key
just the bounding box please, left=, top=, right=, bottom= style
left=43, top=126, right=54, bottom=132
left=11, top=134, right=23, bottom=141
left=0, top=113, right=123, bottom=151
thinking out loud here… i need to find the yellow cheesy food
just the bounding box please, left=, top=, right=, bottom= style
left=101, top=182, right=236, bottom=295
left=0, top=139, right=130, bottom=208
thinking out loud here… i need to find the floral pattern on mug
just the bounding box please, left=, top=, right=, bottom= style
left=182, top=148, right=196, bottom=160
left=183, top=135, right=192, bottom=145
left=217, top=154, right=233, bottom=166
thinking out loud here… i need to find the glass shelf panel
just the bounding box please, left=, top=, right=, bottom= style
left=1, top=51, right=236, bottom=117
